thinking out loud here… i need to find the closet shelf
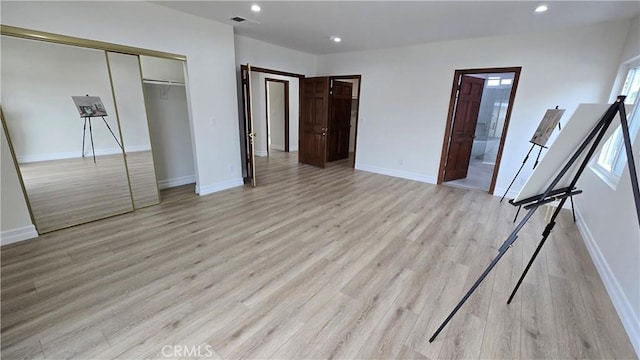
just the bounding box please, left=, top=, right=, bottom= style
left=143, top=79, right=185, bottom=86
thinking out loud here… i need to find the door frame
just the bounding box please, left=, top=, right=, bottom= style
left=437, top=66, right=521, bottom=194
left=328, top=74, right=362, bottom=168
left=238, top=65, right=304, bottom=184
left=264, top=78, right=290, bottom=153
left=241, top=64, right=257, bottom=187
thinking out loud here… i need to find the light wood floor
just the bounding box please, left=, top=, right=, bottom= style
left=18, top=151, right=159, bottom=233
left=1, top=152, right=636, bottom=359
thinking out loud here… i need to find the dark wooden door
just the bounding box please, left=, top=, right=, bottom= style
left=241, top=64, right=256, bottom=186
left=444, top=75, right=485, bottom=181
left=300, top=77, right=329, bottom=168
left=327, top=79, right=353, bottom=162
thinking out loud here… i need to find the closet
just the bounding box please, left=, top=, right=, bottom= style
left=140, top=56, right=195, bottom=191
left=1, top=28, right=190, bottom=234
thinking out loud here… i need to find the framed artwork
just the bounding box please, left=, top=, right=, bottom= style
left=72, top=96, right=108, bottom=117
left=530, top=108, right=565, bottom=147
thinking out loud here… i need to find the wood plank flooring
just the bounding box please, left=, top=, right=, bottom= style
left=1, top=151, right=636, bottom=359
left=18, top=151, right=159, bottom=233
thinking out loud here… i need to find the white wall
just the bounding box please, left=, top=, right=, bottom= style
left=144, top=83, right=195, bottom=189
left=1, top=1, right=243, bottom=201
left=1, top=36, right=124, bottom=162
left=267, top=81, right=286, bottom=151
left=140, top=56, right=185, bottom=83
left=316, top=20, right=630, bottom=187
left=235, top=35, right=317, bottom=76
left=609, top=16, right=640, bottom=102
left=576, top=15, right=640, bottom=356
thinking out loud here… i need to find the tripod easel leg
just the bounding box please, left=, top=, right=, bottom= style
left=570, top=195, right=576, bottom=222
left=82, top=117, right=87, bottom=157
left=101, top=116, right=123, bottom=151
left=429, top=207, right=539, bottom=342
left=507, top=198, right=567, bottom=304
left=88, top=118, right=96, bottom=164
left=501, top=144, right=535, bottom=202
left=429, top=248, right=509, bottom=342
left=617, top=102, right=640, bottom=224
left=512, top=205, right=522, bottom=223
left=533, top=145, right=544, bottom=168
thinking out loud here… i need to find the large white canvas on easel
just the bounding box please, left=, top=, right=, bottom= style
left=514, top=103, right=631, bottom=202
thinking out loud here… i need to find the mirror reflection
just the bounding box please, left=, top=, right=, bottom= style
left=1, top=36, right=134, bottom=233
left=107, top=52, right=160, bottom=208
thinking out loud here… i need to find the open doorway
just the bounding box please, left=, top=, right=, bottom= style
left=329, top=76, right=360, bottom=168
left=299, top=75, right=361, bottom=169
left=140, top=56, right=197, bottom=199
left=437, top=67, right=521, bottom=194
left=238, top=65, right=304, bottom=186
left=238, top=66, right=363, bottom=186
left=265, top=78, right=290, bottom=154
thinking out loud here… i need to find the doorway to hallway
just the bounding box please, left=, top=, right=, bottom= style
left=438, top=67, right=521, bottom=194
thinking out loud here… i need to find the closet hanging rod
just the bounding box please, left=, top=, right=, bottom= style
left=143, top=79, right=185, bottom=86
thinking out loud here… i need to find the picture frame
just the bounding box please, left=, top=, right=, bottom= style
left=72, top=95, right=108, bottom=117
left=529, top=108, right=565, bottom=147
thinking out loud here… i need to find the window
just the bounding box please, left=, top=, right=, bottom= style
left=486, top=76, right=513, bottom=87
left=487, top=77, right=500, bottom=86
left=592, top=65, right=640, bottom=187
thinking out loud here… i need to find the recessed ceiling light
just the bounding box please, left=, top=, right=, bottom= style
left=331, top=36, right=342, bottom=43
left=251, top=4, right=261, bottom=12
left=535, top=5, right=548, bottom=13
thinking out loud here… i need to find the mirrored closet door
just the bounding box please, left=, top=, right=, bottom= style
left=1, top=35, right=161, bottom=233
left=107, top=52, right=161, bottom=208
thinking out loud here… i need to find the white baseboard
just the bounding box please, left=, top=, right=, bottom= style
left=575, top=208, right=640, bottom=357
left=18, top=145, right=151, bottom=163
left=1, top=225, right=38, bottom=246
left=289, top=145, right=298, bottom=152
left=270, top=144, right=285, bottom=151
left=158, top=175, right=196, bottom=189
left=355, top=163, right=437, bottom=184
left=196, top=178, right=244, bottom=196
left=255, top=150, right=268, bottom=157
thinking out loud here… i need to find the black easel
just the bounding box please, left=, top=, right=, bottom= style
left=500, top=106, right=577, bottom=223
left=429, top=96, right=640, bottom=343
left=81, top=116, right=123, bottom=164
left=499, top=141, right=545, bottom=203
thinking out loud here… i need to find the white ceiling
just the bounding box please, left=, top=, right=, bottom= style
left=155, top=1, right=640, bottom=55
